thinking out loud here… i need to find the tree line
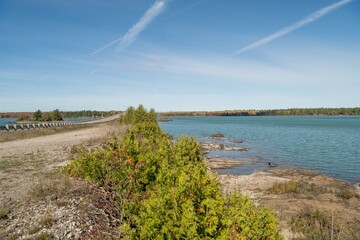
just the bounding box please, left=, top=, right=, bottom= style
left=0, top=110, right=119, bottom=121
left=17, top=109, right=63, bottom=122
left=161, top=107, right=360, bottom=116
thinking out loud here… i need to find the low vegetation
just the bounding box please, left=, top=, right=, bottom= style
left=161, top=107, right=360, bottom=116
left=290, top=207, right=360, bottom=240
left=291, top=207, right=337, bottom=240
left=337, top=189, right=357, bottom=200
left=0, top=206, right=10, bottom=220
left=269, top=180, right=328, bottom=196
left=63, top=105, right=283, bottom=239
left=28, top=170, right=71, bottom=200
left=270, top=181, right=299, bottom=195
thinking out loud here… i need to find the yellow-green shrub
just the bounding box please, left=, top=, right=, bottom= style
left=64, top=106, right=283, bottom=239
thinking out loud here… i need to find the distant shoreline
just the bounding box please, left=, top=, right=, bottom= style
left=160, top=107, right=360, bottom=117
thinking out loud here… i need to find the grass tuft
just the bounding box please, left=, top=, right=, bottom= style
left=269, top=180, right=299, bottom=194
left=337, top=189, right=356, bottom=200
left=269, top=180, right=328, bottom=196
left=35, top=232, right=51, bottom=240
left=28, top=225, right=41, bottom=235
left=28, top=171, right=71, bottom=200
left=0, top=207, right=9, bottom=220
left=39, top=215, right=54, bottom=228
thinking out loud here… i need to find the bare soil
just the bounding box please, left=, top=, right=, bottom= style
left=0, top=121, right=125, bottom=239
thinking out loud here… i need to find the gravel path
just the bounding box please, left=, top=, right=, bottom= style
left=0, top=122, right=121, bottom=202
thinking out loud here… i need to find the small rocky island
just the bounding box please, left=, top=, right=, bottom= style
left=201, top=133, right=252, bottom=169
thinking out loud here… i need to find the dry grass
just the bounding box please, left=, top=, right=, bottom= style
left=39, top=215, right=54, bottom=228
left=290, top=207, right=360, bottom=240
left=270, top=180, right=299, bottom=194
left=28, top=170, right=72, bottom=200
left=0, top=206, right=10, bottom=220
left=35, top=232, right=51, bottom=240
left=269, top=180, right=329, bottom=196
left=0, top=158, right=23, bottom=171
left=28, top=225, right=41, bottom=235
left=337, top=189, right=357, bottom=200
left=3, top=234, right=17, bottom=240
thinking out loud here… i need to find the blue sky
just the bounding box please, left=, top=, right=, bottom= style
left=0, top=0, right=359, bottom=111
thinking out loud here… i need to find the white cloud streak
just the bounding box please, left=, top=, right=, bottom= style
left=227, top=0, right=352, bottom=59
left=38, top=75, right=49, bottom=81
left=90, top=0, right=168, bottom=55
left=117, top=0, right=167, bottom=51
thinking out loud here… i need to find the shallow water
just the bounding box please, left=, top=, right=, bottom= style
left=159, top=116, right=360, bottom=183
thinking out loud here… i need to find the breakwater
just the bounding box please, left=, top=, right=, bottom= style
left=0, top=122, right=74, bottom=131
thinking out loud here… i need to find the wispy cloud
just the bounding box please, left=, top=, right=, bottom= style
left=90, top=0, right=168, bottom=55
left=226, top=0, right=352, bottom=59
left=150, top=0, right=206, bottom=27
left=38, top=75, right=49, bottom=81
left=117, top=0, right=167, bottom=51
left=90, top=0, right=208, bottom=56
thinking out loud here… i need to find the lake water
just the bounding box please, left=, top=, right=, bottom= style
left=159, top=116, right=360, bottom=183
left=0, top=118, right=95, bottom=126
left=0, top=118, right=17, bottom=126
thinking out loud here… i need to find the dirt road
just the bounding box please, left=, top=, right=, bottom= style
left=0, top=122, right=123, bottom=202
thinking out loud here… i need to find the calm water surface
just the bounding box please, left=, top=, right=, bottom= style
left=0, top=118, right=16, bottom=126
left=0, top=118, right=95, bottom=126
left=159, top=116, right=360, bottom=183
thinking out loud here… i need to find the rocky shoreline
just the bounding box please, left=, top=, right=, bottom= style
left=1, top=130, right=359, bottom=240
left=214, top=168, right=360, bottom=239
left=201, top=133, right=360, bottom=239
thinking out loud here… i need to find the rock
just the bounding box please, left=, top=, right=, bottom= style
left=268, top=162, right=278, bottom=167
left=208, top=133, right=227, bottom=140
left=200, top=142, right=248, bottom=154
left=206, top=159, right=254, bottom=169
left=158, top=118, right=173, bottom=122
left=229, top=138, right=243, bottom=143
left=207, top=133, right=243, bottom=143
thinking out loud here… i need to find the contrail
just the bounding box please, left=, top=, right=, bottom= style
left=90, top=0, right=207, bottom=55
left=38, top=75, right=49, bottom=81
left=151, top=0, right=206, bottom=27
left=226, top=0, right=352, bottom=59
left=117, top=0, right=167, bottom=51
left=90, top=0, right=168, bottom=55
left=90, top=38, right=123, bottom=55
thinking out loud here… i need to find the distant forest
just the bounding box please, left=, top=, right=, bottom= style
left=0, top=110, right=119, bottom=119
left=161, top=108, right=360, bottom=116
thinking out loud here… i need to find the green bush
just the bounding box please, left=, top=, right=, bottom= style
left=119, top=105, right=157, bottom=125
left=64, top=106, right=283, bottom=239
